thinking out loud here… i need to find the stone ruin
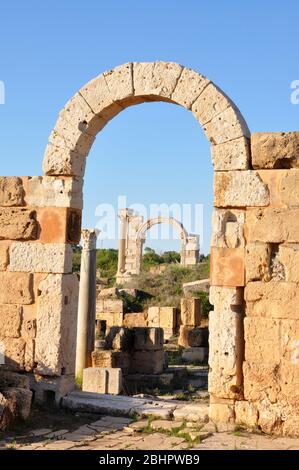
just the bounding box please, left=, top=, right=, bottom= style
left=0, top=61, right=299, bottom=436
left=116, top=209, right=199, bottom=284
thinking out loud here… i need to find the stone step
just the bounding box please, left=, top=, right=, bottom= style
left=62, top=391, right=178, bottom=419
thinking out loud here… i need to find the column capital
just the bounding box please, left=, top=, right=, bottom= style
left=81, top=229, right=99, bottom=250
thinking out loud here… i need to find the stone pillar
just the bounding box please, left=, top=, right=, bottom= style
left=117, top=210, right=128, bottom=280
left=75, top=229, right=99, bottom=382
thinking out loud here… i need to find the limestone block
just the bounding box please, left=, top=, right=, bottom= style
left=245, top=243, right=270, bottom=282
left=0, top=272, right=34, bottom=304
left=96, top=298, right=123, bottom=314
left=180, top=298, right=201, bottom=327
left=171, top=67, right=210, bottom=109
left=43, top=144, right=86, bottom=177
left=209, top=402, right=235, bottom=424
left=0, top=208, right=38, bottom=240
left=91, top=350, right=131, bottom=373
left=35, top=274, right=79, bottom=376
left=103, top=63, right=134, bottom=102
left=208, top=307, right=244, bottom=399
left=244, top=317, right=281, bottom=364
left=97, top=287, right=118, bottom=298
left=182, top=347, right=208, bottom=364
left=280, top=170, right=299, bottom=206
left=0, top=177, right=24, bottom=207
left=133, top=61, right=183, bottom=99
left=9, top=243, right=73, bottom=274
left=0, top=243, right=9, bottom=270
left=122, top=312, right=146, bottom=328
left=245, top=208, right=299, bottom=243
left=245, top=281, right=299, bottom=318
left=147, top=307, right=160, bottom=327
left=0, top=338, right=25, bottom=370
left=105, top=327, right=134, bottom=351
left=159, top=307, right=176, bottom=330
left=79, top=73, right=113, bottom=116
left=277, top=244, right=299, bottom=283
left=234, top=400, right=258, bottom=427
left=0, top=305, right=22, bottom=338
left=48, top=119, right=97, bottom=158
left=133, top=327, right=164, bottom=351
left=211, top=209, right=245, bottom=248
left=214, top=171, right=269, bottom=207
left=83, top=367, right=122, bottom=395
left=211, top=137, right=250, bottom=171
left=203, top=106, right=250, bottom=145
left=257, top=169, right=287, bottom=208
left=178, top=326, right=208, bottom=348
left=243, top=362, right=280, bottom=403
left=130, top=350, right=164, bottom=374
left=35, top=207, right=81, bottom=244
left=209, top=286, right=244, bottom=309
left=1, top=387, right=32, bottom=422
left=251, top=132, right=299, bottom=169
left=0, top=370, right=30, bottom=389
left=210, top=247, right=245, bottom=287
left=24, top=339, right=35, bottom=372
left=30, top=374, right=75, bottom=405
left=192, top=83, right=233, bottom=125
left=24, top=176, right=83, bottom=209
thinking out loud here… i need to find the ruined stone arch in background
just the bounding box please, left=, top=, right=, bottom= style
left=1, top=61, right=299, bottom=435
left=116, top=211, right=200, bottom=283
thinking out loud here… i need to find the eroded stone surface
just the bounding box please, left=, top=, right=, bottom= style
left=0, top=177, right=24, bottom=207
left=214, top=171, right=269, bottom=207
left=252, top=132, right=299, bottom=169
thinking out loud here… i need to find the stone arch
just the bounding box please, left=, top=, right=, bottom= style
left=136, top=216, right=188, bottom=243
left=42, top=61, right=251, bottom=176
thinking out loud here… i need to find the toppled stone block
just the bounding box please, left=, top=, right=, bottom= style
left=0, top=272, right=34, bottom=304
left=0, top=208, right=38, bottom=240
left=214, top=171, right=269, bottom=207
left=252, top=132, right=299, bottom=169
left=178, top=326, right=209, bottom=348
left=0, top=387, right=32, bottom=429
left=9, top=242, right=73, bottom=274
left=0, top=304, right=22, bottom=338
left=83, top=367, right=122, bottom=395
left=130, top=350, right=165, bottom=375
left=105, top=327, right=134, bottom=351
left=0, top=177, right=24, bottom=207
left=182, top=347, right=208, bottom=364
left=180, top=298, right=201, bottom=327
left=133, top=327, right=164, bottom=351
left=91, top=350, right=131, bottom=373
left=210, top=247, right=245, bottom=287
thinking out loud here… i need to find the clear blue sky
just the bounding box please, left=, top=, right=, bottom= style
left=0, top=1, right=298, bottom=253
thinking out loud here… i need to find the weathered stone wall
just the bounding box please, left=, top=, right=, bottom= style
left=0, top=175, right=81, bottom=402
left=1, top=62, right=298, bottom=435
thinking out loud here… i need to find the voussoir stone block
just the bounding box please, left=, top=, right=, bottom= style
left=203, top=106, right=250, bottom=145
left=133, top=61, right=183, bottom=99
left=9, top=243, right=73, bottom=274
left=192, top=82, right=233, bottom=125
left=0, top=177, right=24, bottom=206
left=171, top=67, right=210, bottom=109
left=211, top=137, right=251, bottom=171
left=35, top=274, right=79, bottom=376
left=0, top=272, right=33, bottom=304
left=251, top=132, right=299, bottom=169
left=0, top=208, right=38, bottom=240
left=43, top=144, right=86, bottom=177
left=214, top=171, right=269, bottom=207
left=103, top=62, right=134, bottom=102
left=210, top=247, right=245, bottom=287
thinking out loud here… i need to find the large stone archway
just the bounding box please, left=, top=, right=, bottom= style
left=1, top=62, right=299, bottom=435
left=116, top=210, right=200, bottom=283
